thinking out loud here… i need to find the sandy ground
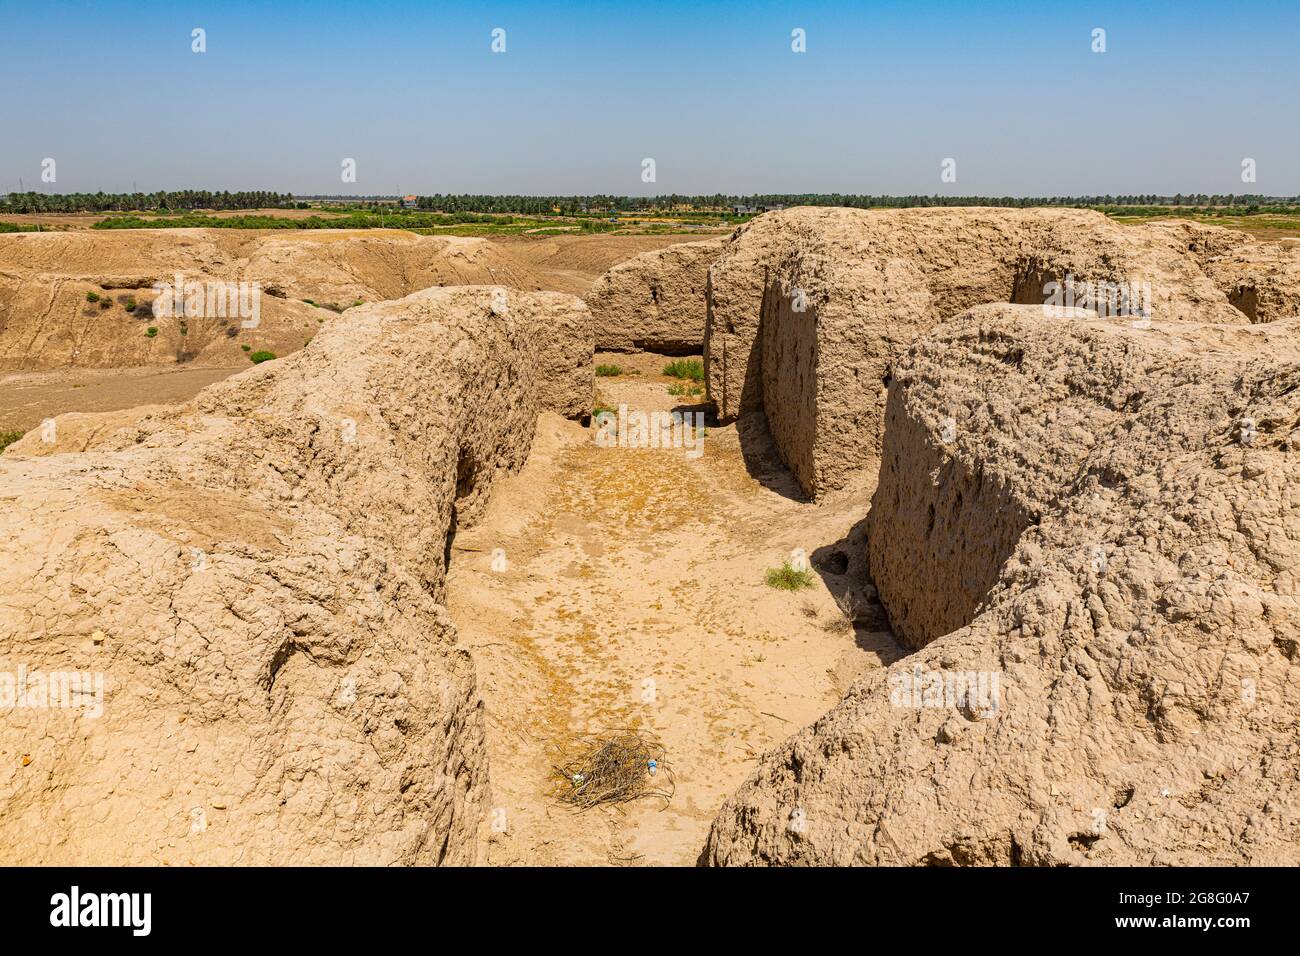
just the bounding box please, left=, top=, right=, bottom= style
left=447, top=351, right=902, bottom=866
left=0, top=233, right=711, bottom=433
left=0, top=365, right=242, bottom=432
left=490, top=233, right=717, bottom=295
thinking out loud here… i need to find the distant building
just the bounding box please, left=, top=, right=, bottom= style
left=401, top=194, right=419, bottom=208
left=733, top=203, right=784, bottom=215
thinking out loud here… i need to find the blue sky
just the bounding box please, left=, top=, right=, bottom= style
left=0, top=0, right=1296, bottom=195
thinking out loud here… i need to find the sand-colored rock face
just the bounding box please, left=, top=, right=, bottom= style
left=704, top=304, right=1300, bottom=866
left=514, top=291, right=596, bottom=420
left=1142, top=220, right=1300, bottom=324
left=586, top=237, right=726, bottom=354
left=0, top=286, right=591, bottom=865
left=0, top=230, right=550, bottom=371
left=705, top=207, right=1249, bottom=498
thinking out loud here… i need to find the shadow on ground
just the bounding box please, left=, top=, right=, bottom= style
left=735, top=410, right=807, bottom=501
left=812, top=515, right=906, bottom=667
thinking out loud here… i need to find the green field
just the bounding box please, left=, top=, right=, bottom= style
left=5, top=198, right=1298, bottom=240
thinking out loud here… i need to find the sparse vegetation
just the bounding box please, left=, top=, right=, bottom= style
left=122, top=296, right=137, bottom=313
left=764, top=561, right=815, bottom=591
left=595, top=364, right=624, bottom=377
left=824, top=590, right=863, bottom=634
left=667, top=382, right=703, bottom=397
left=98, top=297, right=112, bottom=310
left=549, top=731, right=673, bottom=810
left=663, top=358, right=704, bottom=382
left=145, top=327, right=158, bottom=337
left=0, top=430, right=23, bottom=453
left=85, top=291, right=100, bottom=303
left=241, top=344, right=251, bottom=351
left=248, top=350, right=276, bottom=364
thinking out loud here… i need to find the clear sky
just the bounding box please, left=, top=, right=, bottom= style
left=1, top=0, right=1296, bottom=196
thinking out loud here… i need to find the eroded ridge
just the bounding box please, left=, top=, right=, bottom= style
left=703, top=207, right=1260, bottom=499
left=586, top=237, right=727, bottom=355
left=0, top=286, right=591, bottom=865
left=704, top=304, right=1300, bottom=866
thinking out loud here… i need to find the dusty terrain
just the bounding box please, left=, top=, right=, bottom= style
left=586, top=237, right=728, bottom=353
left=707, top=305, right=1300, bottom=865
left=2, top=208, right=1297, bottom=867
left=0, top=366, right=241, bottom=433
left=491, top=233, right=709, bottom=297
left=0, top=286, right=590, bottom=864
left=448, top=352, right=894, bottom=865
left=0, top=229, right=697, bottom=433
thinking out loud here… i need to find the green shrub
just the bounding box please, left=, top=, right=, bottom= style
left=662, top=358, right=704, bottom=382
left=145, top=327, right=158, bottom=337
left=0, top=429, right=23, bottom=453
left=122, top=296, right=137, bottom=313
left=98, top=298, right=112, bottom=310
left=248, top=350, right=276, bottom=364
left=764, top=561, right=815, bottom=591
left=86, top=291, right=100, bottom=303
left=667, top=383, right=703, bottom=397
left=241, top=344, right=251, bottom=351
left=595, top=364, right=624, bottom=377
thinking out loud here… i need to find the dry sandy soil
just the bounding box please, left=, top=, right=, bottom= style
left=3, top=209, right=1296, bottom=867
left=490, top=234, right=713, bottom=296
left=0, top=366, right=241, bottom=433
left=0, top=230, right=701, bottom=434
left=447, top=352, right=897, bottom=865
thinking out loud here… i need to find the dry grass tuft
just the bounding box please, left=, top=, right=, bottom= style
left=550, top=731, right=674, bottom=811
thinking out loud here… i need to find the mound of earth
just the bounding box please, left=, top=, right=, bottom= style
left=0, top=230, right=551, bottom=371
left=703, top=304, right=1300, bottom=866
left=1142, top=220, right=1300, bottom=324
left=705, top=207, right=1250, bottom=498
left=492, top=233, right=714, bottom=297
left=586, top=237, right=727, bottom=354
left=0, top=285, right=591, bottom=865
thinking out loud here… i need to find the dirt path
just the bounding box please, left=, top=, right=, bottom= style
left=0, top=365, right=243, bottom=432
left=447, top=352, right=902, bottom=866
